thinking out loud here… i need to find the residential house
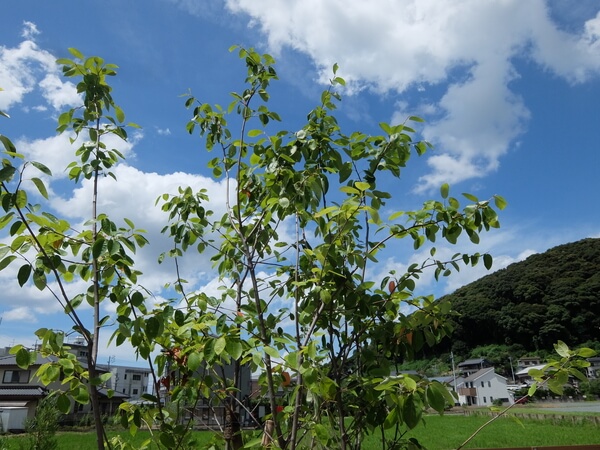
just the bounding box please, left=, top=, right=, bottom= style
left=0, top=353, right=127, bottom=430
left=516, top=356, right=542, bottom=371
left=457, top=358, right=492, bottom=376
left=457, top=367, right=512, bottom=406
left=514, top=364, right=546, bottom=386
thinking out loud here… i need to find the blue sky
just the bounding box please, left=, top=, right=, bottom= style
left=1, top=0, right=599, bottom=366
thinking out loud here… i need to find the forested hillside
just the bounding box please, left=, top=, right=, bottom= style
left=439, top=238, right=600, bottom=356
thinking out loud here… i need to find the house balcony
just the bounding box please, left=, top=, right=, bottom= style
left=458, top=387, right=477, bottom=396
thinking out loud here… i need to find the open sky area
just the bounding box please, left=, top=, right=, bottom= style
left=1, top=1, right=599, bottom=366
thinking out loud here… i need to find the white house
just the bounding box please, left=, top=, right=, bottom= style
left=457, top=367, right=512, bottom=406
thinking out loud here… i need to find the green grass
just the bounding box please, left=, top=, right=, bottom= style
left=362, top=414, right=600, bottom=450
left=0, top=414, right=598, bottom=449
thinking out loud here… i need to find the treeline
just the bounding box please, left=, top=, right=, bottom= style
left=437, top=238, right=600, bottom=358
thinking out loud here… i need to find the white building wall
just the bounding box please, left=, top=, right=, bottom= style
left=473, top=371, right=512, bottom=406
left=105, top=366, right=151, bottom=400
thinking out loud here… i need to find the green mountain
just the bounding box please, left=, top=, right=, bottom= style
left=439, top=238, right=600, bottom=357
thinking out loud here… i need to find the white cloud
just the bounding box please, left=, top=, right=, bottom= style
left=530, top=10, right=600, bottom=83
left=49, top=164, right=231, bottom=293
left=38, top=74, right=80, bottom=111
left=223, top=0, right=600, bottom=190
left=0, top=23, right=80, bottom=112
left=17, top=131, right=139, bottom=184
left=21, top=21, right=40, bottom=39
left=156, top=127, right=171, bottom=136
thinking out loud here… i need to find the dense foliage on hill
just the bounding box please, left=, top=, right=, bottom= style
left=439, top=238, right=600, bottom=357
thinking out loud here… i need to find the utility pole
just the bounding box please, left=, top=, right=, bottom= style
left=451, top=352, right=457, bottom=394
left=509, top=356, right=516, bottom=384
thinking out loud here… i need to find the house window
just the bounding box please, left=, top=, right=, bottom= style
left=491, top=396, right=494, bottom=402
left=483, top=397, right=487, bottom=403
left=481, top=381, right=485, bottom=387
left=488, top=381, right=491, bottom=387
left=133, top=389, right=138, bottom=395
left=78, top=350, right=88, bottom=357
left=124, top=374, right=127, bottom=380
left=3, top=370, right=30, bottom=384
left=132, top=374, right=141, bottom=381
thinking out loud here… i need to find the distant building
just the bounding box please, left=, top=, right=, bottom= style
left=457, top=367, right=512, bottom=406
left=586, top=357, right=600, bottom=379
left=514, top=364, right=546, bottom=385
left=516, top=356, right=542, bottom=370
left=0, top=353, right=127, bottom=429
left=96, top=364, right=151, bottom=400
left=457, top=358, right=492, bottom=376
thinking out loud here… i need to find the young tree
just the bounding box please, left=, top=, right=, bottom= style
left=152, top=47, right=506, bottom=450
left=0, top=49, right=147, bottom=450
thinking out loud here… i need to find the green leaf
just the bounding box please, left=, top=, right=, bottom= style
left=462, top=193, right=479, bottom=202
left=68, top=47, right=84, bottom=60
left=115, top=105, right=125, bottom=123
left=57, top=393, right=71, bottom=414
left=426, top=382, right=447, bottom=413
left=340, top=186, right=360, bottom=195
left=15, top=190, right=27, bottom=208
left=17, top=264, right=32, bottom=287
left=0, top=166, right=16, bottom=182
left=226, top=340, right=243, bottom=360
left=74, top=385, right=90, bottom=404
left=263, top=346, right=280, bottom=359
left=440, top=183, right=449, bottom=199
left=483, top=253, right=493, bottom=270
left=30, top=161, right=52, bottom=176
left=313, top=424, right=330, bottom=444
left=145, top=316, right=160, bottom=339
left=554, top=340, right=570, bottom=358
left=494, top=194, right=508, bottom=210
left=214, top=336, right=226, bottom=355
left=575, top=347, right=597, bottom=358
left=247, top=129, right=262, bottom=137
left=527, top=382, right=537, bottom=399
left=402, top=394, right=421, bottom=429
left=243, top=437, right=263, bottom=449
left=0, top=255, right=16, bottom=271
left=92, top=238, right=105, bottom=259
left=33, top=269, right=46, bottom=290
left=31, top=178, right=49, bottom=199
left=0, top=135, right=17, bottom=153
left=15, top=347, right=32, bottom=369
left=188, top=352, right=202, bottom=372
left=354, top=181, right=370, bottom=191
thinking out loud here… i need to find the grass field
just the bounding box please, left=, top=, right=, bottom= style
left=1, top=413, right=599, bottom=449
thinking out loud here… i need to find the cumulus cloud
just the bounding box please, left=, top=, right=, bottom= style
left=0, top=22, right=80, bottom=112
left=48, top=164, right=232, bottom=293
left=223, top=0, right=600, bottom=191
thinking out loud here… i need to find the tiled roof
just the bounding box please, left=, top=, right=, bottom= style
left=0, top=354, right=58, bottom=366
left=0, top=386, right=47, bottom=398
left=458, top=358, right=489, bottom=367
